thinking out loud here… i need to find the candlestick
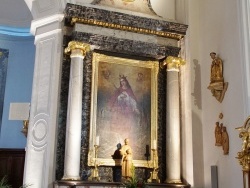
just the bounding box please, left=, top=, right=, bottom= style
left=153, top=140, right=157, bottom=150
left=147, top=147, right=160, bottom=183
left=89, top=145, right=100, bottom=181
left=96, top=136, right=99, bottom=146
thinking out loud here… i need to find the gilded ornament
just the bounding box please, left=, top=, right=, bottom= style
left=64, top=41, right=90, bottom=56
left=207, top=52, right=228, bottom=103
left=161, top=56, right=186, bottom=71
left=236, top=116, right=250, bottom=171
left=70, top=17, right=184, bottom=40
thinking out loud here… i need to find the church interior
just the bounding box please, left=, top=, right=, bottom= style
left=0, top=0, right=250, bottom=188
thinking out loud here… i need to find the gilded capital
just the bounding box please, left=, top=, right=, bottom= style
left=162, top=56, right=186, bottom=71
left=64, top=41, right=91, bottom=57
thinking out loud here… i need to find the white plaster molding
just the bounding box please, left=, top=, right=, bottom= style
left=25, top=0, right=65, bottom=20
left=23, top=28, right=63, bottom=188
left=31, top=14, right=64, bottom=35
left=24, top=0, right=34, bottom=12
left=179, top=36, right=195, bottom=187
left=176, top=0, right=196, bottom=186
left=238, top=0, right=250, bottom=117
left=34, top=29, right=62, bottom=44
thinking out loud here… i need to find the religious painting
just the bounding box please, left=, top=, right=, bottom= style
left=88, top=52, right=158, bottom=167
left=0, top=48, right=9, bottom=132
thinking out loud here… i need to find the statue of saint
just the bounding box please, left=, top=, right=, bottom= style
left=215, top=122, right=222, bottom=146
left=120, top=138, right=133, bottom=179
left=221, top=125, right=229, bottom=155
left=207, top=52, right=228, bottom=103
left=210, top=52, right=224, bottom=83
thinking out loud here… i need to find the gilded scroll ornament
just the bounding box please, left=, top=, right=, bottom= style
left=64, top=41, right=90, bottom=56
left=161, top=56, right=186, bottom=71
left=207, top=52, right=228, bottom=103
left=236, top=116, right=250, bottom=172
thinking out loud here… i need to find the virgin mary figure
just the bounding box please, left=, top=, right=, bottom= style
left=108, top=75, right=140, bottom=132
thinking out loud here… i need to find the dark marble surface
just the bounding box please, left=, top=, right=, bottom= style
left=73, top=31, right=180, bottom=59
left=65, top=3, right=188, bottom=35
left=157, top=66, right=167, bottom=182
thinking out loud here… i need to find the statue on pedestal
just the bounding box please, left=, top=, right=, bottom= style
left=207, top=52, right=228, bottom=103
left=120, top=138, right=133, bottom=180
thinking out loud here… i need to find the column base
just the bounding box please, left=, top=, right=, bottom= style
left=62, top=176, right=81, bottom=181
left=165, top=179, right=182, bottom=184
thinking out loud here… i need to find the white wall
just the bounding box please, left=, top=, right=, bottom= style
left=197, top=0, right=244, bottom=187
left=169, top=0, right=246, bottom=187
left=186, top=1, right=204, bottom=187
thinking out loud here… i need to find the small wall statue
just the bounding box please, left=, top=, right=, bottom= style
left=207, top=52, right=228, bottom=103
left=214, top=113, right=229, bottom=155
left=221, top=125, right=229, bottom=155
left=215, top=122, right=222, bottom=146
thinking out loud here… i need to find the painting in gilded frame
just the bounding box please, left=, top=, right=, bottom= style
left=88, top=52, right=158, bottom=167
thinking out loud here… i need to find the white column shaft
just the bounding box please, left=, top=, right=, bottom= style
left=63, top=50, right=84, bottom=180
left=166, top=71, right=181, bottom=183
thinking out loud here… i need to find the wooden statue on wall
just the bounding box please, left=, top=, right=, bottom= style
left=215, top=122, right=222, bottom=146
left=207, top=52, right=228, bottom=103
left=221, top=125, right=229, bottom=155
left=214, top=113, right=229, bottom=155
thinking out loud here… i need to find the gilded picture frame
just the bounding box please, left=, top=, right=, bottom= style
left=88, top=52, right=158, bottom=168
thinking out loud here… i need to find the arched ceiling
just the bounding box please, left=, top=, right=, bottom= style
left=0, top=0, right=33, bottom=28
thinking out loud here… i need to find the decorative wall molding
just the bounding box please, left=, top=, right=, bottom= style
left=23, top=27, right=63, bottom=188
left=31, top=14, right=64, bottom=35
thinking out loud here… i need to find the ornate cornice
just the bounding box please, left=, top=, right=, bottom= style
left=71, top=17, right=183, bottom=40
left=64, top=3, right=188, bottom=40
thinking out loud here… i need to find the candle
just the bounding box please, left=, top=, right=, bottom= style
left=96, top=136, right=99, bottom=146
left=153, top=140, right=157, bottom=149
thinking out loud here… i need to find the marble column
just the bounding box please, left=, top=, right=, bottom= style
left=62, top=41, right=90, bottom=180
left=164, top=56, right=185, bottom=183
